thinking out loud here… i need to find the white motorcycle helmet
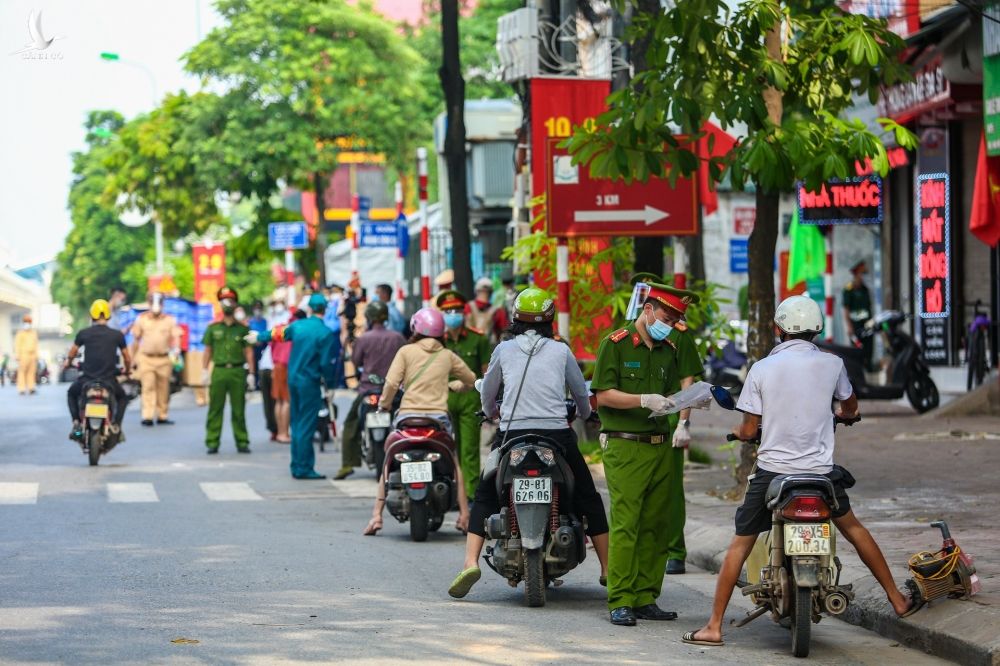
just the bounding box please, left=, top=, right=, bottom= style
left=774, top=295, right=824, bottom=334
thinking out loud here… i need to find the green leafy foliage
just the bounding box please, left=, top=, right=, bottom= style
left=566, top=0, right=917, bottom=192
left=52, top=112, right=154, bottom=323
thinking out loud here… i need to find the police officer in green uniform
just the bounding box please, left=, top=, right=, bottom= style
left=591, top=278, right=704, bottom=626
left=437, top=289, right=491, bottom=497
left=842, top=260, right=874, bottom=371
left=202, top=287, right=255, bottom=454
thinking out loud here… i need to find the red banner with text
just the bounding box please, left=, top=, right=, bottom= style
left=193, top=243, right=227, bottom=313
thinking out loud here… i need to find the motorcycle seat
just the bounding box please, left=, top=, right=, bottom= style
left=395, top=416, right=446, bottom=430
left=764, top=474, right=836, bottom=510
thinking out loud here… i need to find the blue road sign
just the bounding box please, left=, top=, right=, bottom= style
left=729, top=239, right=749, bottom=273
left=395, top=213, right=410, bottom=257
left=359, top=222, right=399, bottom=249
left=358, top=196, right=372, bottom=222
left=268, top=222, right=309, bottom=250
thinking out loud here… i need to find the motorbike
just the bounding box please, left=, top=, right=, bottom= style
left=316, top=384, right=338, bottom=452
left=706, top=340, right=748, bottom=395
left=382, top=415, right=460, bottom=542
left=817, top=310, right=938, bottom=413
left=725, top=412, right=860, bottom=658
left=78, top=377, right=136, bottom=466
left=359, top=374, right=390, bottom=473
left=479, top=398, right=589, bottom=608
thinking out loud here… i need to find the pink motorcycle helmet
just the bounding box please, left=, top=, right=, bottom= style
left=410, top=307, right=445, bottom=338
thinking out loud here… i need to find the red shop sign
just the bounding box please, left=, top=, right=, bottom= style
left=916, top=173, right=951, bottom=318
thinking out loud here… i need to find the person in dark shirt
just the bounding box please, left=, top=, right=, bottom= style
left=64, top=299, right=131, bottom=440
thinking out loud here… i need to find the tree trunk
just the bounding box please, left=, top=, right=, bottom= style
left=736, top=6, right=783, bottom=490
left=627, top=0, right=664, bottom=278
left=440, top=0, right=473, bottom=297
left=313, top=171, right=328, bottom=287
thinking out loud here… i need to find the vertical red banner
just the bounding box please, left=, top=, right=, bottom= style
left=193, top=243, right=227, bottom=312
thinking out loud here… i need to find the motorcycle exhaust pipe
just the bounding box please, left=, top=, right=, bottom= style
left=824, top=591, right=848, bottom=615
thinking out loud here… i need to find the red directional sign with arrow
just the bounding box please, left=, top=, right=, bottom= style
left=545, top=137, right=697, bottom=237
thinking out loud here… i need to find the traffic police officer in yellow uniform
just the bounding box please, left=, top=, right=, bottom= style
left=591, top=276, right=703, bottom=626
left=202, top=287, right=255, bottom=454
left=437, top=289, right=491, bottom=496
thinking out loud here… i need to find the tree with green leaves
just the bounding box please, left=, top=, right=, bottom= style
left=52, top=111, right=154, bottom=323
left=184, top=0, right=427, bottom=285
left=567, top=0, right=915, bottom=366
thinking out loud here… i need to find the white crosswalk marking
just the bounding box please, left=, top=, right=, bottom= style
left=107, top=483, right=159, bottom=503
left=199, top=482, right=263, bottom=501
left=0, top=483, right=39, bottom=505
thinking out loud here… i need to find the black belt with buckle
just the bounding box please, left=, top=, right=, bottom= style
left=216, top=363, right=243, bottom=369
left=605, top=431, right=668, bottom=445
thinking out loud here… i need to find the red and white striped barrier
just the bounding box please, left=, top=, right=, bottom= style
left=824, top=229, right=834, bottom=340
left=394, top=181, right=406, bottom=311
left=556, top=238, right=570, bottom=340
left=417, top=147, right=430, bottom=307
left=350, top=193, right=360, bottom=275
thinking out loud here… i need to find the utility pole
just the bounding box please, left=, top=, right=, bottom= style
left=440, top=0, right=473, bottom=297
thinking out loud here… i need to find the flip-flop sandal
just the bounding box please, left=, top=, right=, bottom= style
left=448, top=567, right=481, bottom=599
left=898, top=597, right=923, bottom=618
left=362, top=518, right=382, bottom=536
left=599, top=575, right=607, bottom=587
left=682, top=630, right=724, bottom=647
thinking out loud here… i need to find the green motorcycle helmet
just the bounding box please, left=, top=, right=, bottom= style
left=512, top=287, right=555, bottom=323
left=365, top=300, right=389, bottom=323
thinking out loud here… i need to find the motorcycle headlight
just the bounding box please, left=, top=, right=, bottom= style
left=393, top=452, right=412, bottom=462
left=426, top=452, right=441, bottom=462
left=509, top=449, right=527, bottom=466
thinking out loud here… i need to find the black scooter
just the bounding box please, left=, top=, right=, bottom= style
left=817, top=311, right=938, bottom=413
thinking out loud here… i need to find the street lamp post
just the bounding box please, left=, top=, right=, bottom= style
left=101, top=52, right=163, bottom=276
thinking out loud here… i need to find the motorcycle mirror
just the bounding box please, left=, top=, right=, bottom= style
left=710, top=385, right=736, bottom=410
left=474, top=378, right=483, bottom=393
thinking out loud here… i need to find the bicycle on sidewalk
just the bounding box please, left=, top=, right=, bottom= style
left=965, top=300, right=992, bottom=391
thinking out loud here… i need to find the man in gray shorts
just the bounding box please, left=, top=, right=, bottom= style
left=683, top=296, right=914, bottom=647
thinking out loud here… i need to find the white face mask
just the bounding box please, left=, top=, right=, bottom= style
left=234, top=310, right=247, bottom=322
left=22, top=323, right=31, bottom=330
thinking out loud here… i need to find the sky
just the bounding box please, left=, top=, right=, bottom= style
left=0, top=0, right=429, bottom=269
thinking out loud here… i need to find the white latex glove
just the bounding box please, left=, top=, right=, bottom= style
left=201, top=368, right=211, bottom=386
left=672, top=422, right=691, bottom=448
left=244, top=330, right=259, bottom=345
left=448, top=380, right=466, bottom=392
left=246, top=373, right=256, bottom=391
left=640, top=393, right=676, bottom=414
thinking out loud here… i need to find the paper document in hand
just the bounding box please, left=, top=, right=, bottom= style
left=648, top=381, right=716, bottom=417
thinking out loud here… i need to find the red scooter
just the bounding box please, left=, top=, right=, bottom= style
left=382, top=416, right=460, bottom=542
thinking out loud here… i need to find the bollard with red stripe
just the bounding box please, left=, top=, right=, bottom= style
left=417, top=147, right=430, bottom=307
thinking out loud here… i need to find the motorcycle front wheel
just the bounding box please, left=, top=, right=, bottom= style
left=524, top=548, right=546, bottom=608
left=88, top=431, right=102, bottom=466
left=409, top=499, right=429, bottom=542
left=791, top=586, right=812, bottom=658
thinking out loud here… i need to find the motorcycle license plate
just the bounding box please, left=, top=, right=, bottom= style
left=84, top=403, right=109, bottom=419
left=514, top=477, right=551, bottom=504
left=784, top=523, right=831, bottom=555
left=400, top=461, right=433, bottom=484
left=365, top=411, right=391, bottom=428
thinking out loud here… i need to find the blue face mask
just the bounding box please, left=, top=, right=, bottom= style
left=647, top=313, right=673, bottom=341
left=443, top=312, right=465, bottom=329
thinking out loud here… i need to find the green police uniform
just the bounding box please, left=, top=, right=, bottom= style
left=444, top=325, right=490, bottom=497
left=592, top=322, right=703, bottom=611
left=204, top=321, right=251, bottom=451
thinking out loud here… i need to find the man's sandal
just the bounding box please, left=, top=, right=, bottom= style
left=448, top=567, right=481, bottom=599
left=682, top=630, right=724, bottom=647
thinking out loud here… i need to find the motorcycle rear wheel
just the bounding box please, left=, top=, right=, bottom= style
left=524, top=548, right=546, bottom=607
left=905, top=373, right=939, bottom=413
left=88, top=432, right=102, bottom=467
left=409, top=499, right=429, bottom=542
left=791, top=586, right=812, bottom=658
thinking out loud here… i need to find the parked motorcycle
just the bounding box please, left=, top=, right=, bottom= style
left=817, top=310, right=938, bottom=413
left=77, top=377, right=136, bottom=466
left=726, top=415, right=860, bottom=658
left=382, top=415, right=460, bottom=542
left=315, top=384, right=338, bottom=452
left=360, top=374, right=389, bottom=473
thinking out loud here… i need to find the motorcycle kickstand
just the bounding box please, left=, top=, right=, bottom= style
left=732, top=605, right=769, bottom=628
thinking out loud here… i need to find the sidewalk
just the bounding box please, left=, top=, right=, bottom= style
left=592, top=401, right=1000, bottom=665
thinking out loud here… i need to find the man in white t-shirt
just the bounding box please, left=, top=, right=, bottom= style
left=682, top=296, right=913, bottom=648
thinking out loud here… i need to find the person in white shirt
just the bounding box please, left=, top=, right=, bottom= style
left=682, top=296, right=913, bottom=648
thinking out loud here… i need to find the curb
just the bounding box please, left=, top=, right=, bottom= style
left=685, top=516, right=999, bottom=666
